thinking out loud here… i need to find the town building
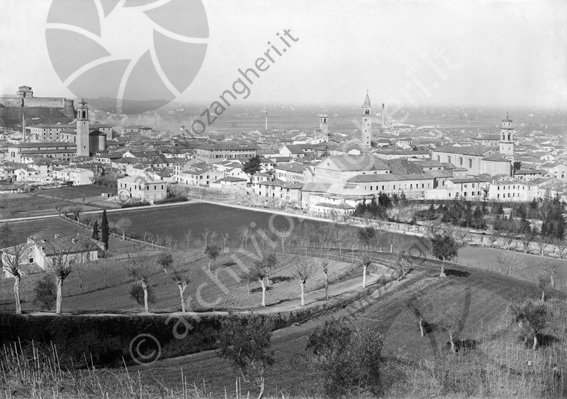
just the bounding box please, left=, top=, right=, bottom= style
left=195, top=143, right=258, bottom=164
left=117, top=175, right=167, bottom=202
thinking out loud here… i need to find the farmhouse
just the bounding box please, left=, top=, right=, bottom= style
left=1, top=235, right=102, bottom=278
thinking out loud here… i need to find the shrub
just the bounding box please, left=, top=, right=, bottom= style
left=216, top=314, right=275, bottom=399
left=33, top=274, right=57, bottom=311
left=306, top=319, right=384, bottom=398
left=128, top=282, right=156, bottom=308
left=154, top=196, right=188, bottom=205
left=121, top=201, right=150, bottom=209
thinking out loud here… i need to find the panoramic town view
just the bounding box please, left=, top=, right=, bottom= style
left=1, top=0, right=566, bottom=398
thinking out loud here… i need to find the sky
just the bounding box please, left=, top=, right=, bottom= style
left=1, top=0, right=566, bottom=109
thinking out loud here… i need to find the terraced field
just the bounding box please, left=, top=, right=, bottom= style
left=132, top=254, right=565, bottom=397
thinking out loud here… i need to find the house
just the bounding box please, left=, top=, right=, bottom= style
left=253, top=180, right=303, bottom=204
left=52, top=167, right=94, bottom=185
left=117, top=175, right=167, bottom=202
left=173, top=164, right=224, bottom=186
left=274, top=162, right=305, bottom=183
left=210, top=176, right=248, bottom=189
left=546, top=164, right=567, bottom=181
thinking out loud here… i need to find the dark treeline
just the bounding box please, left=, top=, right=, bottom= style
left=415, top=190, right=566, bottom=241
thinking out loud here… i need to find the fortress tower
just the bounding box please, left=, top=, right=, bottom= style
left=361, top=92, right=372, bottom=150
left=76, top=100, right=90, bottom=157
left=319, top=114, right=329, bottom=142
left=499, top=113, right=515, bottom=159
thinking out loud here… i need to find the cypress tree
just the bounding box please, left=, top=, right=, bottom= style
left=101, top=210, right=109, bottom=250
left=92, top=220, right=100, bottom=241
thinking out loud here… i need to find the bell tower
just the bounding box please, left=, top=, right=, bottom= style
left=76, top=99, right=90, bottom=157
left=499, top=112, right=515, bottom=159
left=319, top=114, right=329, bottom=142
left=361, top=92, right=372, bottom=150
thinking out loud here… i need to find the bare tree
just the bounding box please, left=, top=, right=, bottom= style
left=388, top=233, right=406, bottom=255
left=222, top=233, right=229, bottom=251
left=521, top=233, right=533, bottom=254
left=292, top=261, right=313, bottom=306
left=536, top=262, right=556, bottom=301
left=535, top=235, right=550, bottom=256
left=184, top=229, right=193, bottom=250
left=452, top=230, right=469, bottom=246
left=334, top=227, right=347, bottom=256
left=171, top=262, right=190, bottom=312
left=114, top=217, right=133, bottom=240
left=204, top=244, right=221, bottom=271
left=320, top=259, right=330, bottom=300
left=437, top=305, right=462, bottom=353
left=247, top=253, right=277, bottom=307
left=158, top=252, right=174, bottom=275
left=274, top=228, right=290, bottom=254
left=486, top=232, right=500, bottom=249
left=496, top=251, right=524, bottom=277
left=69, top=206, right=83, bottom=223
left=237, top=225, right=250, bottom=248
left=54, top=204, right=65, bottom=217
left=1, top=242, right=27, bottom=314
left=503, top=232, right=516, bottom=251
left=406, top=294, right=431, bottom=337
left=362, top=210, right=373, bottom=226
left=43, top=238, right=78, bottom=314
left=541, top=262, right=557, bottom=291
left=359, top=253, right=373, bottom=288
left=395, top=250, right=412, bottom=281
left=554, top=239, right=567, bottom=259
left=125, top=254, right=155, bottom=312
left=510, top=300, right=550, bottom=351
left=202, top=228, right=211, bottom=248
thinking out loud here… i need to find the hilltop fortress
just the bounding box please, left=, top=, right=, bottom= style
left=0, top=86, right=75, bottom=122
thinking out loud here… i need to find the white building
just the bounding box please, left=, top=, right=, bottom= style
left=53, top=168, right=94, bottom=185
left=117, top=175, right=167, bottom=202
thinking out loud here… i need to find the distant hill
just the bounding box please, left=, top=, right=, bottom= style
left=0, top=105, right=74, bottom=128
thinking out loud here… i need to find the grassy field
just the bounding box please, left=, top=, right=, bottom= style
left=38, top=184, right=116, bottom=199
left=0, top=218, right=141, bottom=310
left=0, top=245, right=354, bottom=313
left=133, top=257, right=566, bottom=397
left=0, top=193, right=92, bottom=219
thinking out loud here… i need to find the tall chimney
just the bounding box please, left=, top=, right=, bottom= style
left=382, top=103, right=385, bottom=129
